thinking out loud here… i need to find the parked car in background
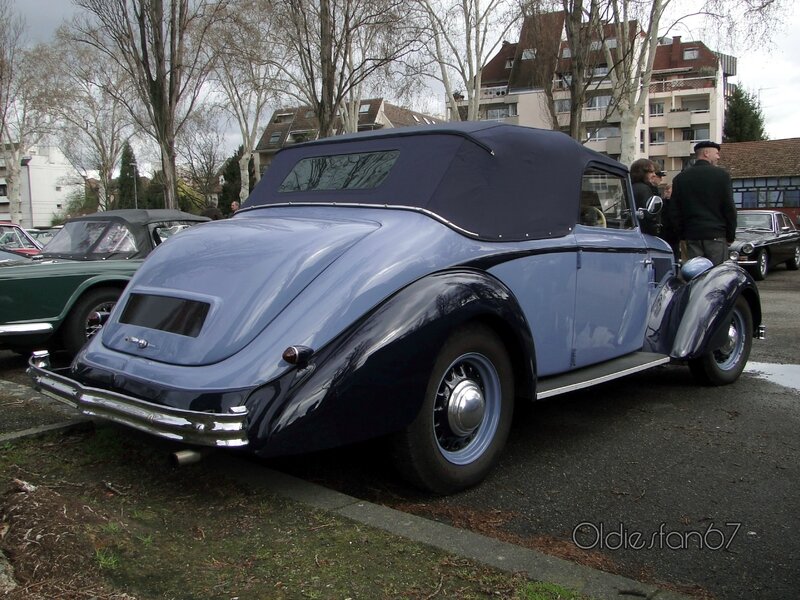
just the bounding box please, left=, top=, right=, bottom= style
left=26, top=226, right=61, bottom=247
left=730, top=210, right=800, bottom=280
left=0, top=248, right=33, bottom=265
left=29, top=123, right=763, bottom=494
left=1, top=209, right=208, bottom=355
left=0, top=221, right=42, bottom=256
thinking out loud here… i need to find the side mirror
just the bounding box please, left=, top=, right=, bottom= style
left=636, top=195, right=663, bottom=221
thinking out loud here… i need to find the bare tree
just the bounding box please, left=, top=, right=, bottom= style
left=49, top=33, right=137, bottom=211
left=414, top=0, right=520, bottom=121
left=600, top=0, right=791, bottom=165
left=270, top=0, right=422, bottom=138
left=209, top=0, right=284, bottom=201
left=176, top=104, right=228, bottom=208
left=0, top=26, right=57, bottom=226
left=70, top=0, right=230, bottom=209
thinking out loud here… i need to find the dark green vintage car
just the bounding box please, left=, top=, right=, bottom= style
left=0, top=209, right=208, bottom=355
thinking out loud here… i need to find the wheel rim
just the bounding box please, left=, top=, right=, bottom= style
left=793, top=247, right=800, bottom=265
left=713, top=307, right=746, bottom=370
left=433, top=352, right=501, bottom=466
left=85, top=301, right=116, bottom=340
left=758, top=251, right=768, bottom=277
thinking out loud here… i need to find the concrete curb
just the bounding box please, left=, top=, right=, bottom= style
left=223, top=462, right=691, bottom=599
left=3, top=414, right=690, bottom=600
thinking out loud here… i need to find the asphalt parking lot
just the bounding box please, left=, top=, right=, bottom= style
left=1, top=268, right=798, bottom=600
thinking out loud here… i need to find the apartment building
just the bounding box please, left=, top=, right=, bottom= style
left=0, top=145, right=83, bottom=227
left=255, top=98, right=444, bottom=173
left=463, top=12, right=736, bottom=181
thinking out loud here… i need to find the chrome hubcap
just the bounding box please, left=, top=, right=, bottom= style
left=447, top=380, right=485, bottom=437
left=86, top=302, right=116, bottom=339
left=714, top=309, right=745, bottom=369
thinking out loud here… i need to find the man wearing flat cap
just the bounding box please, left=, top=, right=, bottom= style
left=670, top=140, right=736, bottom=265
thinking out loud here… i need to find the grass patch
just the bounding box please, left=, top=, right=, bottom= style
left=0, top=427, right=594, bottom=599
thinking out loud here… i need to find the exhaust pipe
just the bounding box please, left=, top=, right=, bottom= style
left=171, top=449, right=211, bottom=466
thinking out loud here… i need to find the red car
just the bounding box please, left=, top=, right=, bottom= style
left=0, top=221, right=42, bottom=256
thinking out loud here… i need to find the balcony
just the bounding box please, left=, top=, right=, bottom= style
left=667, top=140, right=694, bottom=157
left=481, top=85, right=509, bottom=99
left=649, top=75, right=717, bottom=94
left=667, top=110, right=692, bottom=128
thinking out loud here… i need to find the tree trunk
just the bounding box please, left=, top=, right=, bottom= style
left=238, top=154, right=250, bottom=203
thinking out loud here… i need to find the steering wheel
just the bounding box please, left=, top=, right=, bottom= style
left=582, top=206, right=607, bottom=228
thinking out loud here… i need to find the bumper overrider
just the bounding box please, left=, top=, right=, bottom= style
left=27, top=351, right=249, bottom=447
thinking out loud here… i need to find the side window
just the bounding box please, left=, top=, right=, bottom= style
left=579, top=168, right=634, bottom=230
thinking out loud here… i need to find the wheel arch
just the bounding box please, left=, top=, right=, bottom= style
left=57, top=277, right=132, bottom=326
left=249, top=268, right=536, bottom=457
left=670, top=263, right=762, bottom=360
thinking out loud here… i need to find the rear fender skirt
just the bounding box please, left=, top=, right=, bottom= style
left=667, top=263, right=761, bottom=360
left=247, top=269, right=535, bottom=457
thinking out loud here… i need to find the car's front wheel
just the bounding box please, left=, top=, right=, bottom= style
left=786, top=245, right=800, bottom=271
left=753, top=249, right=768, bottom=280
left=61, top=287, right=121, bottom=356
left=392, top=323, right=514, bottom=494
left=689, top=296, right=753, bottom=385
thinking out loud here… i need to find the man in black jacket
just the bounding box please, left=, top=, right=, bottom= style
left=670, top=141, right=736, bottom=265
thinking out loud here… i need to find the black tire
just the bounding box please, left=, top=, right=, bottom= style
left=61, top=287, right=121, bottom=356
left=689, top=296, right=753, bottom=386
left=753, top=249, right=768, bottom=280
left=786, top=245, right=800, bottom=271
left=392, top=323, right=514, bottom=494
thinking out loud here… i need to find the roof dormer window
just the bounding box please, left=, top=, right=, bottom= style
left=683, top=48, right=699, bottom=60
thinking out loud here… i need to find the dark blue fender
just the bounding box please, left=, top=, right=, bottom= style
left=246, top=269, right=536, bottom=457
left=644, top=262, right=761, bottom=359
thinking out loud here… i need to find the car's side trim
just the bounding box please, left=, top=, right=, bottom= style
left=27, top=351, right=249, bottom=448
left=535, top=352, right=670, bottom=399
left=0, top=322, right=54, bottom=336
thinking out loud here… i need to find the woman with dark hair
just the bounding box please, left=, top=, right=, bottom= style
left=630, top=158, right=660, bottom=236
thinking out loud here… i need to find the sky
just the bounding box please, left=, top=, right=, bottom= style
left=13, top=0, right=800, bottom=141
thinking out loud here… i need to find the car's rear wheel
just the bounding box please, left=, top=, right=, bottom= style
left=753, top=249, right=768, bottom=280
left=62, top=287, right=121, bottom=356
left=786, top=245, right=800, bottom=271
left=689, top=296, right=753, bottom=386
left=392, top=323, right=514, bottom=494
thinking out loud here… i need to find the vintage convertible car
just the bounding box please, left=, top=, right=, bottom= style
left=1, top=209, right=208, bottom=355
left=0, top=221, right=43, bottom=256
left=29, top=123, right=763, bottom=494
left=729, top=210, right=800, bottom=280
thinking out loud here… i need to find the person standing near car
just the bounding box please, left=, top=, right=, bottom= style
left=630, top=158, right=660, bottom=236
left=671, top=141, right=736, bottom=266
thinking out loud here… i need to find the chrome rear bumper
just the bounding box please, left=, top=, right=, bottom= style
left=0, top=323, right=53, bottom=336
left=27, top=351, right=249, bottom=447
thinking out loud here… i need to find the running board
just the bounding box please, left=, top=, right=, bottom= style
left=536, top=352, right=670, bottom=399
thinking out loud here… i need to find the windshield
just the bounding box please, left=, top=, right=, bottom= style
left=45, top=221, right=138, bottom=257
left=0, top=225, right=40, bottom=251
left=737, top=214, right=772, bottom=230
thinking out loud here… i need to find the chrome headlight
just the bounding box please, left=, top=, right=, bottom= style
left=728, top=249, right=739, bottom=261
left=740, top=243, right=754, bottom=255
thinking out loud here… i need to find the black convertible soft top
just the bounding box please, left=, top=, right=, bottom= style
left=44, top=209, right=209, bottom=260
left=248, top=122, right=627, bottom=241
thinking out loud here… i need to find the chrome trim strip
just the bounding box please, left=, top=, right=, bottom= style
left=0, top=322, right=54, bottom=335
left=536, top=356, right=671, bottom=400
left=27, top=353, right=249, bottom=447
left=736, top=260, right=757, bottom=266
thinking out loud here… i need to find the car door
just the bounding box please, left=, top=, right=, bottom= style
left=572, top=167, right=652, bottom=368
left=776, top=213, right=798, bottom=263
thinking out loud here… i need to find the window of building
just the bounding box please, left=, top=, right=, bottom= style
left=554, top=99, right=571, bottom=113
left=786, top=190, right=800, bottom=207
left=562, top=47, right=571, bottom=58
left=274, top=113, right=294, bottom=124
left=359, top=103, right=370, bottom=113
left=650, top=102, right=665, bottom=116
left=586, top=95, right=612, bottom=110
left=269, top=132, right=281, bottom=144
left=589, top=40, right=602, bottom=51
left=521, top=48, right=536, bottom=60
left=586, top=126, right=620, bottom=140
left=682, top=99, right=710, bottom=112
left=605, top=38, right=618, bottom=49
left=505, top=58, right=513, bottom=69
left=683, top=127, right=710, bottom=142
left=0, top=184, right=6, bottom=196
left=485, top=104, right=517, bottom=120
left=305, top=110, right=315, bottom=118
left=650, top=130, right=666, bottom=144
left=586, top=65, right=609, bottom=78
left=683, top=48, right=699, bottom=60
